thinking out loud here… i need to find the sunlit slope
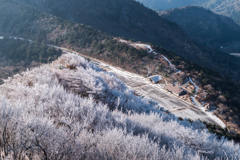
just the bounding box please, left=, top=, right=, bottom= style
left=0, top=53, right=240, bottom=159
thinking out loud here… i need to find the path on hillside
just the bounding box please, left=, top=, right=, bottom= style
left=0, top=36, right=226, bottom=128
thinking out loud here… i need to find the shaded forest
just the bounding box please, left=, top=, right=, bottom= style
left=0, top=37, right=62, bottom=84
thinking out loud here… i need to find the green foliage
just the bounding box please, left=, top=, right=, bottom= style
left=205, top=122, right=240, bottom=143
left=0, top=37, right=62, bottom=84
left=0, top=37, right=62, bottom=64
left=54, top=25, right=147, bottom=59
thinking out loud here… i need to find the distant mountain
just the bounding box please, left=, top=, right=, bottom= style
left=137, top=0, right=208, bottom=10
left=136, top=0, right=240, bottom=25
left=14, top=0, right=204, bottom=58
left=159, top=6, right=240, bottom=50
left=202, top=0, right=240, bottom=25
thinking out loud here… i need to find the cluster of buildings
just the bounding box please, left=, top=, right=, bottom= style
left=165, top=83, right=186, bottom=96
left=148, top=75, right=186, bottom=96
left=148, top=75, right=216, bottom=111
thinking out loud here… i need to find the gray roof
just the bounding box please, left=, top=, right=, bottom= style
left=149, top=75, right=162, bottom=82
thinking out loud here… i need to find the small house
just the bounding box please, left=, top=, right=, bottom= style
left=166, top=83, right=186, bottom=96
left=148, top=75, right=162, bottom=84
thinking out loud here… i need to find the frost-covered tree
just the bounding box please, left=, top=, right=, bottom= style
left=0, top=53, right=239, bottom=159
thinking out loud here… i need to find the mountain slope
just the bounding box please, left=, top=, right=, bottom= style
left=1, top=0, right=240, bottom=78
left=1, top=0, right=240, bottom=127
left=202, top=0, right=240, bottom=25
left=0, top=37, right=62, bottom=83
left=159, top=6, right=240, bottom=49
left=14, top=0, right=204, bottom=57
left=9, top=0, right=240, bottom=79
left=0, top=52, right=240, bottom=159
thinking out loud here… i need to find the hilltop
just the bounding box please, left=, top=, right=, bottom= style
left=0, top=52, right=240, bottom=159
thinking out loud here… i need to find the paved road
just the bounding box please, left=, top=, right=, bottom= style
left=59, top=49, right=225, bottom=127
left=95, top=61, right=225, bottom=128
left=83, top=42, right=225, bottom=127
left=120, top=74, right=224, bottom=126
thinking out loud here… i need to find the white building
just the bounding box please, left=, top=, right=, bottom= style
left=148, top=75, right=163, bottom=84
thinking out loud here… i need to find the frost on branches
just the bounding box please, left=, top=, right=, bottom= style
left=0, top=53, right=239, bottom=160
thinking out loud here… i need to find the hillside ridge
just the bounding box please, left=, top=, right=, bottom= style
left=14, top=0, right=206, bottom=57
left=159, top=5, right=240, bottom=51
left=0, top=51, right=240, bottom=159
left=202, top=0, right=240, bottom=25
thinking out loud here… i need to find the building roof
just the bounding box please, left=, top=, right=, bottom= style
left=149, top=75, right=162, bottom=83
left=166, top=83, right=184, bottom=95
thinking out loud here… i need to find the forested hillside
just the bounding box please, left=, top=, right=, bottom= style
left=1, top=0, right=240, bottom=157
left=0, top=37, right=62, bottom=84
left=202, top=0, right=240, bottom=25
left=1, top=0, right=240, bottom=133
left=160, top=6, right=240, bottom=49
left=14, top=0, right=205, bottom=58
left=0, top=52, right=240, bottom=159
left=1, top=0, right=240, bottom=80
